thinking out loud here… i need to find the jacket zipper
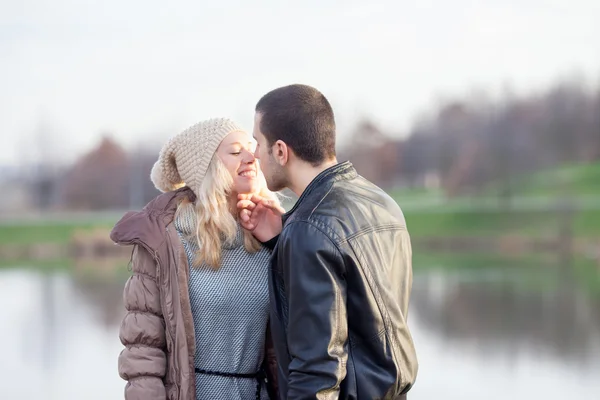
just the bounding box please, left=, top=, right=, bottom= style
left=115, top=237, right=176, bottom=369
left=161, top=228, right=176, bottom=354
left=163, top=226, right=183, bottom=394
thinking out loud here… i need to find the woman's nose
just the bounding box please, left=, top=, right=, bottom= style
left=242, top=149, right=256, bottom=163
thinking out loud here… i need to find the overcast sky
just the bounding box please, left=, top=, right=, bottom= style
left=1, top=0, right=598, bottom=167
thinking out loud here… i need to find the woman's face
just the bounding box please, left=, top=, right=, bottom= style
left=216, top=130, right=261, bottom=195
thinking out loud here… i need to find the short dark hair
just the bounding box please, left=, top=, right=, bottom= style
left=255, top=84, right=336, bottom=165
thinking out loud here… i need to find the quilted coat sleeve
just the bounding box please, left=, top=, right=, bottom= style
left=118, top=244, right=167, bottom=400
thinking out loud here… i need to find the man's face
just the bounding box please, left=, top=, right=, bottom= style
left=253, top=112, right=287, bottom=192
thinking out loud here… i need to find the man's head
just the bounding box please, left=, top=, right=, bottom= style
left=252, top=84, right=337, bottom=191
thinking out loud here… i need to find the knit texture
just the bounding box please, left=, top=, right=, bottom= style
left=174, top=206, right=271, bottom=400
left=150, top=118, right=245, bottom=196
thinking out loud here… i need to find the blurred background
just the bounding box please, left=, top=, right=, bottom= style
left=1, top=0, right=599, bottom=399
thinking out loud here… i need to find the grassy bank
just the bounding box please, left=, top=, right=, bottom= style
left=2, top=207, right=598, bottom=245
left=413, top=251, right=600, bottom=295
left=0, top=215, right=122, bottom=266
left=0, top=220, right=116, bottom=245
left=394, top=162, right=600, bottom=239
left=1, top=162, right=599, bottom=249
left=402, top=207, right=600, bottom=239
left=486, top=162, right=600, bottom=197
left=412, top=251, right=555, bottom=270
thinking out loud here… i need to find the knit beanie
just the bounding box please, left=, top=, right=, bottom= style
left=150, top=117, right=245, bottom=197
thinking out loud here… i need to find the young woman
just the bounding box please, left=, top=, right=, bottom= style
left=110, top=118, right=280, bottom=400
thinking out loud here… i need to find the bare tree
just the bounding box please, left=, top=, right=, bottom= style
left=61, top=135, right=130, bottom=210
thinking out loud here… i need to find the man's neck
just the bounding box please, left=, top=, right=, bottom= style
left=288, top=158, right=338, bottom=197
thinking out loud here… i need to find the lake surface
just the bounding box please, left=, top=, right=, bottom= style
left=1, top=264, right=599, bottom=400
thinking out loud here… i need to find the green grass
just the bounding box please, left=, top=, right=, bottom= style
left=404, top=208, right=600, bottom=238
left=391, top=162, right=600, bottom=238
left=573, top=258, right=600, bottom=295
left=0, top=220, right=115, bottom=245
left=392, top=161, right=600, bottom=204
left=413, top=251, right=554, bottom=270
left=504, top=162, right=600, bottom=197
left=1, top=162, right=599, bottom=248
left=414, top=251, right=600, bottom=296
left=0, top=258, right=132, bottom=282
left=2, top=205, right=599, bottom=249
left=0, top=257, right=74, bottom=270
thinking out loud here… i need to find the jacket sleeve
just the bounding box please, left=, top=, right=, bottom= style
left=260, top=234, right=279, bottom=250
left=118, top=244, right=167, bottom=400
left=282, top=222, right=348, bottom=400
left=263, top=323, right=280, bottom=400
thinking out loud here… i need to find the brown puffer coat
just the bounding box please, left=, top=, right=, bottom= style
left=110, top=187, right=278, bottom=400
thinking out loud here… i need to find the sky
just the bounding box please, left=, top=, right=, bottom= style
left=1, top=0, right=599, bottom=167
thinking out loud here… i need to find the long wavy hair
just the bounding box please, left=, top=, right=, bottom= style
left=174, top=153, right=279, bottom=269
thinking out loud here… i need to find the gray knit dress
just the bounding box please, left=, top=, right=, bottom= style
left=174, top=209, right=271, bottom=400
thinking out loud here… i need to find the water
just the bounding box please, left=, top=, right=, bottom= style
left=409, top=269, right=600, bottom=399
left=1, top=265, right=599, bottom=400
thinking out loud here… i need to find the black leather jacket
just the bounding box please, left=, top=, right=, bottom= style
left=264, top=161, right=418, bottom=399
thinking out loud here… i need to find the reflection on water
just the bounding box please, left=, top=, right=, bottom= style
left=410, top=268, right=600, bottom=400
left=1, top=264, right=599, bottom=400
left=412, top=269, right=600, bottom=367
left=0, top=269, right=126, bottom=400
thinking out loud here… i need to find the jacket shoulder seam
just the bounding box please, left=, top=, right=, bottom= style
left=286, top=218, right=343, bottom=247
left=339, top=223, right=406, bottom=244
left=307, top=185, right=334, bottom=220
left=285, top=220, right=344, bottom=258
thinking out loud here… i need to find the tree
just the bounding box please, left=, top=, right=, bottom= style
left=61, top=136, right=130, bottom=210
left=341, top=119, right=396, bottom=187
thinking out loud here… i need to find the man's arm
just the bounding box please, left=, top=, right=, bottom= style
left=281, top=221, right=348, bottom=400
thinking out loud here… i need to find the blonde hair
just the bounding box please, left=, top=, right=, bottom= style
left=174, top=153, right=278, bottom=269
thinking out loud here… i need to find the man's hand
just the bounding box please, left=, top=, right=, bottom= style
left=237, top=194, right=284, bottom=242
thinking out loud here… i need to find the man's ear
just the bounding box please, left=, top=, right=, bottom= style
left=272, top=140, right=289, bottom=166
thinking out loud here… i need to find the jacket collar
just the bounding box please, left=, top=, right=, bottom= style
left=110, top=186, right=196, bottom=251
left=283, top=160, right=356, bottom=224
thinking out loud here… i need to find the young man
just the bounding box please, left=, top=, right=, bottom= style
left=238, top=84, right=418, bottom=399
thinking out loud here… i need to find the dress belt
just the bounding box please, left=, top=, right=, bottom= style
left=195, top=367, right=267, bottom=400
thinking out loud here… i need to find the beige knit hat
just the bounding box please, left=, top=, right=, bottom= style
left=150, top=117, right=245, bottom=196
